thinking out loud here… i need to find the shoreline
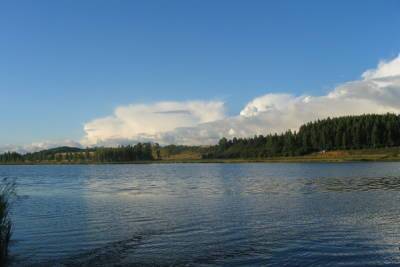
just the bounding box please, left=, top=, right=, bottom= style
left=1, top=156, right=400, bottom=165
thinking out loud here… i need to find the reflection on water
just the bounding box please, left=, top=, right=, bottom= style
left=2, top=163, right=400, bottom=266
left=311, top=176, right=400, bottom=192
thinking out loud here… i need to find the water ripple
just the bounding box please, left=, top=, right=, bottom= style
left=4, top=163, right=400, bottom=266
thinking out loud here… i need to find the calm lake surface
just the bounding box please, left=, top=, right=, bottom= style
left=4, top=163, right=400, bottom=266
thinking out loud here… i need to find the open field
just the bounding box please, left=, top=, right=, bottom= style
left=156, top=147, right=400, bottom=163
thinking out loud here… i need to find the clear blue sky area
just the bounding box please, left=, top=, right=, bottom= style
left=1, top=0, right=399, bottom=145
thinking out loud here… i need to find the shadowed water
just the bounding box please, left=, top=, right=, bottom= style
left=3, top=163, right=400, bottom=266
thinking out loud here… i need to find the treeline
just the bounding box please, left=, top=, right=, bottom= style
left=0, top=143, right=160, bottom=163
left=24, top=147, right=85, bottom=162
left=2, top=114, right=400, bottom=163
left=203, top=113, right=400, bottom=159
left=92, top=143, right=156, bottom=162
left=0, top=152, right=24, bottom=163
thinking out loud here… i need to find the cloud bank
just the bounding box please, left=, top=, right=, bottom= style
left=3, top=54, right=400, bottom=153
left=80, top=55, right=400, bottom=146
left=80, top=101, right=226, bottom=146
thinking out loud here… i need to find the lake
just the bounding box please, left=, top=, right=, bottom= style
left=4, top=163, right=400, bottom=266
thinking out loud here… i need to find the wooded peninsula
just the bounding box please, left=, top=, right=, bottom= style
left=3, top=113, right=400, bottom=164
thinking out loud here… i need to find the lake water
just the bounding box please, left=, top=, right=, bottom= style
left=4, top=163, right=400, bottom=266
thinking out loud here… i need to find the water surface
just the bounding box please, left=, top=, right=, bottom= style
left=3, top=163, right=400, bottom=266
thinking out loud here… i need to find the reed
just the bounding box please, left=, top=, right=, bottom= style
left=0, top=179, right=15, bottom=265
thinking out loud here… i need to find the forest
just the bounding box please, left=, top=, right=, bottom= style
left=0, top=143, right=158, bottom=163
left=203, top=113, right=400, bottom=159
left=1, top=113, right=400, bottom=163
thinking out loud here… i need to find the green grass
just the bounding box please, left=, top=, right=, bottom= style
left=157, top=147, right=400, bottom=163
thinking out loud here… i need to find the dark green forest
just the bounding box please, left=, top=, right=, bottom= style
left=203, top=113, right=400, bottom=159
left=1, top=114, right=400, bottom=163
left=0, top=143, right=158, bottom=163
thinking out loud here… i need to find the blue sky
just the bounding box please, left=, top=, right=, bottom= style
left=1, top=0, right=400, bottom=148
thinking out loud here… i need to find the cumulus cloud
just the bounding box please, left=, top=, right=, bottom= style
left=175, top=55, right=400, bottom=144
left=81, top=101, right=226, bottom=146
left=80, top=54, right=400, bottom=146
left=6, top=54, right=400, bottom=152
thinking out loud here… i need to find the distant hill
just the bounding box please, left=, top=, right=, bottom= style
left=31, top=146, right=85, bottom=155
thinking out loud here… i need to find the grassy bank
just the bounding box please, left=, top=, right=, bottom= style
left=153, top=146, right=400, bottom=163
left=151, top=147, right=400, bottom=163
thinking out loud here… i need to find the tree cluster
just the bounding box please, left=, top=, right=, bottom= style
left=203, top=113, right=400, bottom=159
left=92, top=143, right=155, bottom=162
left=0, top=143, right=159, bottom=163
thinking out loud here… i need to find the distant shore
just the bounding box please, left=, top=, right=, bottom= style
left=2, top=153, right=400, bottom=165
left=2, top=145, right=400, bottom=165
left=4, top=114, right=400, bottom=165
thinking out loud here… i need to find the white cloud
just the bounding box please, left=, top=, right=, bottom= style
left=240, top=94, right=296, bottom=117
left=175, top=55, right=400, bottom=144
left=5, top=54, right=400, bottom=152
left=362, top=56, right=400, bottom=79
left=81, top=101, right=226, bottom=146
left=79, top=54, right=400, bottom=146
